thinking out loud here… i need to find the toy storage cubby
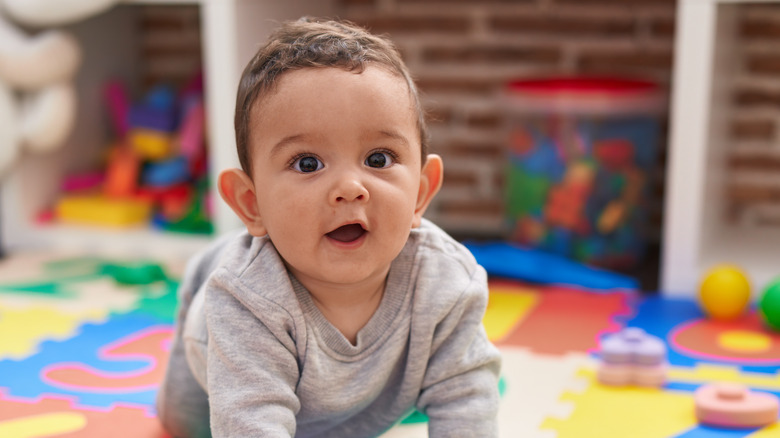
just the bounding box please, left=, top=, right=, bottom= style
left=662, top=0, right=780, bottom=297
left=0, top=0, right=332, bottom=259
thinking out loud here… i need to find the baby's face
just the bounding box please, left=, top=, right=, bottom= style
left=246, top=66, right=425, bottom=288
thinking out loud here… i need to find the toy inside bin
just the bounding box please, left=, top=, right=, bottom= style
left=503, top=77, right=664, bottom=270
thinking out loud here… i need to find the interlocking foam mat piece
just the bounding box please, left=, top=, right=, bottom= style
left=1, top=253, right=779, bottom=437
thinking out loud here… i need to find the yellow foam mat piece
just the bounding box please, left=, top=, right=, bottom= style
left=541, top=368, right=698, bottom=438
left=668, top=364, right=780, bottom=391
left=0, top=305, right=107, bottom=360
left=0, top=412, right=87, bottom=438
left=483, top=286, right=539, bottom=343
left=750, top=423, right=780, bottom=437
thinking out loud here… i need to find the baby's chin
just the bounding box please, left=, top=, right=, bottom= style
left=288, top=260, right=392, bottom=289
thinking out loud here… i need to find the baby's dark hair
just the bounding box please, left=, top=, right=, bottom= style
left=234, top=17, right=429, bottom=175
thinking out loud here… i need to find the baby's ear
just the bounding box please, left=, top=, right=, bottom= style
left=412, top=154, right=443, bottom=228
left=218, top=168, right=268, bottom=237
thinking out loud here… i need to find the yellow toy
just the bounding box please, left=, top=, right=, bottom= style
left=129, top=128, right=173, bottom=160
left=56, top=195, right=152, bottom=227
left=698, top=265, right=751, bottom=320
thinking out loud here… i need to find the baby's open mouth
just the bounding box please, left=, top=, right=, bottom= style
left=326, top=224, right=366, bottom=243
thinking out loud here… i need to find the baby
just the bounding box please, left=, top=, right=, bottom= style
left=157, top=17, right=501, bottom=438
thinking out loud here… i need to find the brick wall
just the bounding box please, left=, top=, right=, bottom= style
left=338, top=0, right=677, bottom=239
left=728, top=4, right=780, bottom=228
left=137, top=5, right=202, bottom=90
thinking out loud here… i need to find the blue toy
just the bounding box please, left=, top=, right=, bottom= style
left=144, top=84, right=176, bottom=111
left=142, top=156, right=190, bottom=187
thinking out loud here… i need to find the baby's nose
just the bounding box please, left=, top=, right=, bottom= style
left=330, top=176, right=369, bottom=204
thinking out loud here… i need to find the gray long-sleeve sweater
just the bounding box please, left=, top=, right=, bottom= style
left=158, top=219, right=501, bottom=438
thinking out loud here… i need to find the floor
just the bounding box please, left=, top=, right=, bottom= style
left=1, top=250, right=779, bottom=437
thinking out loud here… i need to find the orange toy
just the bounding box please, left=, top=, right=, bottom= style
left=104, top=145, right=140, bottom=198
left=563, top=161, right=595, bottom=187
left=695, top=382, right=779, bottom=429
left=544, top=162, right=595, bottom=230
left=597, top=200, right=627, bottom=234
left=545, top=185, right=589, bottom=230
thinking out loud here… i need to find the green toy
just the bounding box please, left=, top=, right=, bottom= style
left=759, top=277, right=780, bottom=331
left=101, top=261, right=167, bottom=285
left=44, top=256, right=170, bottom=286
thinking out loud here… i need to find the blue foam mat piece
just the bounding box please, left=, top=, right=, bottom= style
left=672, top=425, right=759, bottom=438
left=464, top=241, right=639, bottom=291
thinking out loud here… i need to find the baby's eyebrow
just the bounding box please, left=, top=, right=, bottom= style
left=269, top=134, right=309, bottom=159
left=268, top=130, right=413, bottom=157
left=376, top=129, right=411, bottom=151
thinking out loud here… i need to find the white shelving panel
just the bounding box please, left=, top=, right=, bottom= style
left=0, top=0, right=332, bottom=258
left=661, top=0, right=780, bottom=298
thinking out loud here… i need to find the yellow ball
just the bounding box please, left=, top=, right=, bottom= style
left=698, top=265, right=751, bottom=320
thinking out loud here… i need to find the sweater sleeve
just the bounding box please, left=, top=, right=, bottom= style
left=416, top=266, right=502, bottom=438
left=204, top=270, right=302, bottom=437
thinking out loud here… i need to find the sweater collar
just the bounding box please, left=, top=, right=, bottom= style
left=290, top=231, right=419, bottom=358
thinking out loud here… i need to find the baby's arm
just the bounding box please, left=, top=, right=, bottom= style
left=204, top=271, right=301, bottom=437
left=417, top=267, right=502, bottom=438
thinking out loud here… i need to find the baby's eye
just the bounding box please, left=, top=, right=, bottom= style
left=365, top=151, right=394, bottom=169
left=292, top=155, right=323, bottom=173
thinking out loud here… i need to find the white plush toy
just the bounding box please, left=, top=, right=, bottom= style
left=0, top=0, right=122, bottom=175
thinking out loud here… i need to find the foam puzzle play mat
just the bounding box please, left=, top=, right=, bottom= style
left=1, top=251, right=780, bottom=438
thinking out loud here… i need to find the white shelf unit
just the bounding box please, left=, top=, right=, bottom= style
left=661, top=0, right=780, bottom=298
left=0, top=0, right=332, bottom=259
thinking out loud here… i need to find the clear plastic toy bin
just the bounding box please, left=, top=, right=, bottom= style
left=503, top=77, right=664, bottom=269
